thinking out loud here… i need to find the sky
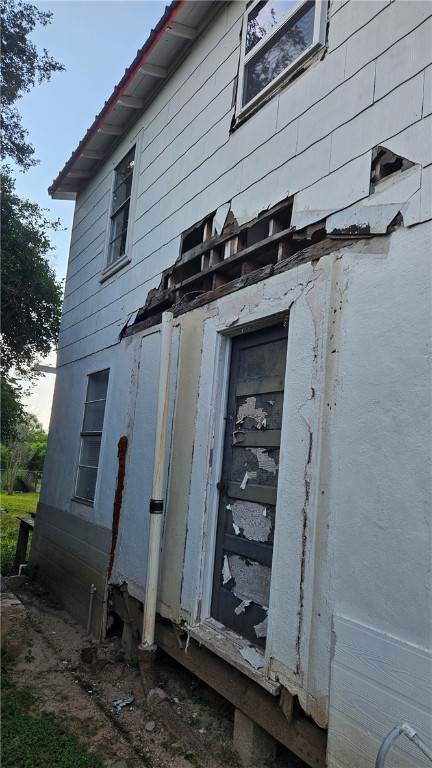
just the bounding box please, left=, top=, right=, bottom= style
left=13, top=0, right=167, bottom=429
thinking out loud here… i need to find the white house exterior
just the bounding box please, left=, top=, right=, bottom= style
left=31, top=1, right=431, bottom=766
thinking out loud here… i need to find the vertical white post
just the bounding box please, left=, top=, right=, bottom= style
left=141, top=311, right=173, bottom=648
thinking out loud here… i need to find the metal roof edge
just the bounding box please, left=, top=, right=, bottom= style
left=49, top=0, right=186, bottom=198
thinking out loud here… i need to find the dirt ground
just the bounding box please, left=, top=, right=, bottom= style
left=2, top=577, right=307, bottom=768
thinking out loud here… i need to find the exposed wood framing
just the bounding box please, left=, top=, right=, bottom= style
left=123, top=218, right=355, bottom=338
left=155, top=619, right=327, bottom=768
left=124, top=198, right=332, bottom=337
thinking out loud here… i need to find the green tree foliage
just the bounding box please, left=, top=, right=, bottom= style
left=1, top=2, right=65, bottom=439
left=1, top=169, right=63, bottom=377
left=1, top=375, right=25, bottom=443
left=0, top=0, right=64, bottom=169
left=1, top=413, right=47, bottom=494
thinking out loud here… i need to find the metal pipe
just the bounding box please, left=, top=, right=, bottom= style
left=86, top=584, right=97, bottom=635
left=376, top=723, right=432, bottom=768
left=141, top=311, right=173, bottom=648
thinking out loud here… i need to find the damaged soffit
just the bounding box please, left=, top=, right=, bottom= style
left=49, top=1, right=222, bottom=200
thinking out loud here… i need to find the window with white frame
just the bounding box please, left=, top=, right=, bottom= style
left=75, top=369, right=109, bottom=503
left=107, top=148, right=135, bottom=267
left=238, top=0, right=326, bottom=112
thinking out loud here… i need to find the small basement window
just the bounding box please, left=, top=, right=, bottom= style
left=238, top=0, right=326, bottom=113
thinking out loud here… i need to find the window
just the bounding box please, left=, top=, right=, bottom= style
left=75, top=369, right=109, bottom=503
left=238, top=0, right=326, bottom=112
left=107, top=148, right=135, bottom=267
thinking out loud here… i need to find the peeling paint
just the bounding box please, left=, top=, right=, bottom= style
left=222, top=555, right=232, bottom=585
left=240, top=645, right=265, bottom=670
left=234, top=599, right=251, bottom=615
left=231, top=500, right=272, bottom=542
left=254, top=616, right=268, bottom=638
left=233, top=523, right=241, bottom=535
left=236, top=397, right=267, bottom=429
left=247, top=447, right=277, bottom=475
left=213, top=203, right=231, bottom=235
left=240, top=470, right=257, bottom=489
left=229, top=554, right=271, bottom=606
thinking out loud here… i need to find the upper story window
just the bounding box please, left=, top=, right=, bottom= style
left=107, top=148, right=135, bottom=267
left=238, top=0, right=326, bottom=112
left=75, top=369, right=109, bottom=504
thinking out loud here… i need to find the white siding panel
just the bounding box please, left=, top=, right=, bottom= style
left=423, top=65, right=432, bottom=117
left=297, top=62, right=375, bottom=153
left=420, top=164, right=432, bottom=222
left=344, top=1, right=432, bottom=80
left=276, top=43, right=347, bottom=134
left=329, top=73, right=424, bottom=173
left=292, top=153, right=371, bottom=228
left=374, top=18, right=432, bottom=101
left=384, top=116, right=432, bottom=169
left=328, top=0, right=390, bottom=53
left=328, top=615, right=432, bottom=768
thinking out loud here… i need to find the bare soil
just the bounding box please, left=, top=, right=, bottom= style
left=2, top=577, right=306, bottom=768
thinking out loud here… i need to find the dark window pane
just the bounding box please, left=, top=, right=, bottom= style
left=244, top=2, right=315, bottom=104
left=76, top=466, right=98, bottom=502
left=83, top=400, right=106, bottom=432
left=246, top=0, right=299, bottom=54
left=87, top=370, right=109, bottom=402
left=112, top=172, right=133, bottom=213
left=80, top=436, right=101, bottom=468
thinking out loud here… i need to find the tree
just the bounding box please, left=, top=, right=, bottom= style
left=1, top=414, right=46, bottom=494
left=1, top=376, right=25, bottom=443
left=1, top=169, right=63, bottom=378
left=0, top=0, right=64, bottom=170
left=1, top=2, right=65, bottom=436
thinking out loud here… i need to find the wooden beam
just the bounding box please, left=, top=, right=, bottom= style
left=155, top=621, right=326, bottom=768
left=139, top=62, right=167, bottom=78
left=166, top=21, right=196, bottom=39
left=117, top=95, right=145, bottom=109
left=98, top=124, right=123, bottom=135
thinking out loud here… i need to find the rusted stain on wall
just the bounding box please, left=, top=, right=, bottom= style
left=108, top=436, right=128, bottom=580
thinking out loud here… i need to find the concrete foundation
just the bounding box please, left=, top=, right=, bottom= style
left=234, top=708, right=278, bottom=767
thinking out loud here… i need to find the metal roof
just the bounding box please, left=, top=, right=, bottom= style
left=49, top=1, right=221, bottom=200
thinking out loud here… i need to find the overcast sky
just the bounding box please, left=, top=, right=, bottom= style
left=16, top=0, right=167, bottom=428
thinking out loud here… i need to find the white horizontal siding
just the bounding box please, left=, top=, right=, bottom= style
left=328, top=615, right=432, bottom=768
left=344, top=0, right=431, bottom=79
left=59, top=0, right=432, bottom=364
left=330, top=71, right=425, bottom=173
left=328, top=0, right=391, bottom=53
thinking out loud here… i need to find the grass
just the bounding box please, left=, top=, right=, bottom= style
left=0, top=491, right=39, bottom=575
left=1, top=676, right=106, bottom=768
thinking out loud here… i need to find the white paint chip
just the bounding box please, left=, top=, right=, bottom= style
left=233, top=523, right=241, bottom=535
left=254, top=616, right=268, bottom=639
left=222, top=555, right=232, bottom=585
left=240, top=646, right=265, bottom=670
left=247, top=447, right=277, bottom=475
left=236, top=397, right=267, bottom=429
left=231, top=500, right=271, bottom=542
left=226, top=504, right=232, bottom=511
left=240, top=471, right=257, bottom=489
left=229, top=555, right=271, bottom=606
left=234, top=599, right=251, bottom=615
